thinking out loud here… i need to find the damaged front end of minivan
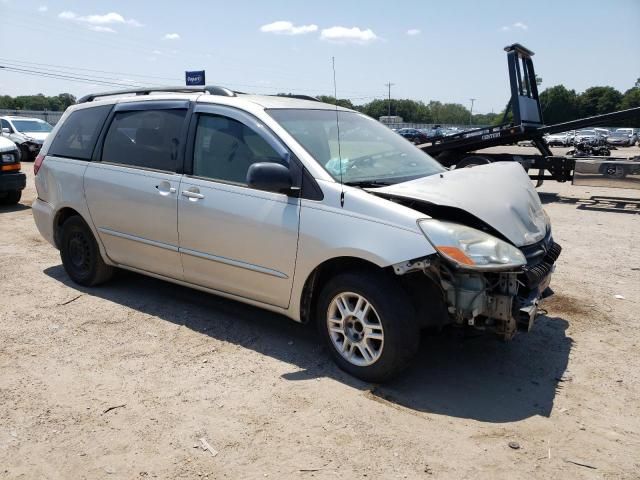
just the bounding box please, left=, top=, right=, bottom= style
left=377, top=163, right=562, bottom=340
left=392, top=233, right=561, bottom=339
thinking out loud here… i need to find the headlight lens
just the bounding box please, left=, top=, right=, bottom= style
left=1, top=153, right=14, bottom=163
left=418, top=220, right=526, bottom=270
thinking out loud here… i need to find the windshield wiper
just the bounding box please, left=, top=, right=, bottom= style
left=344, top=180, right=393, bottom=188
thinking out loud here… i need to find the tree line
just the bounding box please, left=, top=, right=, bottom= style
left=316, top=78, right=640, bottom=126
left=2, top=80, right=638, bottom=126
left=0, top=93, right=77, bottom=111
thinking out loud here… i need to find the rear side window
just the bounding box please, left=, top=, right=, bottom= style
left=49, top=105, right=111, bottom=160
left=102, top=109, right=187, bottom=172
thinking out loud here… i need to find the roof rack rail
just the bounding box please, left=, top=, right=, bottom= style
left=271, top=94, right=321, bottom=102
left=77, top=85, right=237, bottom=104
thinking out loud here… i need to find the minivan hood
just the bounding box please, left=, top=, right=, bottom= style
left=22, top=131, right=49, bottom=143
left=372, top=162, right=548, bottom=247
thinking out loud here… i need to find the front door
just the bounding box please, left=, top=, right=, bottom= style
left=84, top=101, right=189, bottom=279
left=178, top=105, right=300, bottom=308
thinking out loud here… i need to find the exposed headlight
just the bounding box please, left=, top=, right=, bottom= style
left=2, top=153, right=14, bottom=163
left=418, top=220, right=526, bottom=271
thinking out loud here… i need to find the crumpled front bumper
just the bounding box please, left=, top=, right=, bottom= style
left=437, top=235, right=562, bottom=340
left=511, top=240, right=562, bottom=334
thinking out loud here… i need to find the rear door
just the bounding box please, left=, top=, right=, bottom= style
left=84, top=100, right=189, bottom=279
left=178, top=105, right=301, bottom=308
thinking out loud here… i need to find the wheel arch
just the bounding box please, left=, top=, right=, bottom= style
left=53, top=206, right=86, bottom=249
left=299, top=256, right=389, bottom=324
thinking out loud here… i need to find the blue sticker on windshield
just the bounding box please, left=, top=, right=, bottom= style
left=325, top=158, right=349, bottom=176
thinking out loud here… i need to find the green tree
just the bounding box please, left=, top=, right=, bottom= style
left=539, top=85, right=578, bottom=124
left=577, top=86, right=623, bottom=117
left=316, top=95, right=354, bottom=109
left=620, top=87, right=640, bottom=109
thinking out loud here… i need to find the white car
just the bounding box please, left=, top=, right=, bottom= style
left=32, top=86, right=561, bottom=381
left=545, top=132, right=571, bottom=147
left=0, top=116, right=53, bottom=161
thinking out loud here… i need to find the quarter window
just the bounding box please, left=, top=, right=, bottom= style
left=102, top=109, right=187, bottom=172
left=193, top=114, right=283, bottom=184
left=48, top=105, right=112, bottom=160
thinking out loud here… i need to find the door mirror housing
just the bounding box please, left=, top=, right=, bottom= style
left=246, top=162, right=295, bottom=195
left=1, top=128, right=10, bottom=134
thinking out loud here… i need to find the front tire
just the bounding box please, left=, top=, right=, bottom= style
left=317, top=270, right=420, bottom=382
left=19, top=145, right=31, bottom=162
left=60, top=216, right=114, bottom=286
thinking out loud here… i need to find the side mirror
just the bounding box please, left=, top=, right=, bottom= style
left=246, top=162, right=295, bottom=195
left=1, top=128, right=10, bottom=134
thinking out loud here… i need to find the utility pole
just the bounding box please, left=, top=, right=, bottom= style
left=469, top=98, right=476, bottom=125
left=385, top=82, right=395, bottom=118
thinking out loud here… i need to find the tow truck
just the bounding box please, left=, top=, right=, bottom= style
left=417, top=44, right=640, bottom=189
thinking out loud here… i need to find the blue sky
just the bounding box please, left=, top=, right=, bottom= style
left=1, top=0, right=638, bottom=113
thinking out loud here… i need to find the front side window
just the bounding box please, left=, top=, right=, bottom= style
left=49, top=105, right=111, bottom=160
left=102, top=109, right=187, bottom=172
left=267, top=109, right=445, bottom=186
left=1, top=119, right=12, bottom=132
left=192, top=114, right=283, bottom=185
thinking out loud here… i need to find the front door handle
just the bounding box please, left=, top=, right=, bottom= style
left=156, top=181, right=176, bottom=196
left=182, top=189, right=205, bottom=200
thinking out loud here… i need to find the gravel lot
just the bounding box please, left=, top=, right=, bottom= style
left=1, top=148, right=639, bottom=479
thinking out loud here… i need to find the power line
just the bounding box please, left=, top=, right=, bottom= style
left=0, top=58, right=182, bottom=83
left=0, top=66, right=146, bottom=89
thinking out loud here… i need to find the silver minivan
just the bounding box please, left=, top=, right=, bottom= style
left=32, top=86, right=561, bottom=381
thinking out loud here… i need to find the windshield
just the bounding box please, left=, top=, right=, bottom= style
left=11, top=119, right=53, bottom=133
left=578, top=130, right=595, bottom=135
left=267, top=109, right=445, bottom=184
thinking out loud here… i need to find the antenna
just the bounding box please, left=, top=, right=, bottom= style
left=332, top=57, right=345, bottom=207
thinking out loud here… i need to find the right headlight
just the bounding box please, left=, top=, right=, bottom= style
left=418, top=220, right=527, bottom=271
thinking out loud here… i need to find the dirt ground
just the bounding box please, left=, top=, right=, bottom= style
left=1, top=147, right=639, bottom=479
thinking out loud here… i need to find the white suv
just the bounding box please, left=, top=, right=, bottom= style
left=32, top=86, right=561, bottom=381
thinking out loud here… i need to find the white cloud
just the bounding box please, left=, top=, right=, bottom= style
left=57, top=10, right=143, bottom=30
left=163, top=33, right=180, bottom=40
left=88, top=25, right=116, bottom=33
left=260, top=21, right=318, bottom=35
left=151, top=49, right=163, bottom=55
left=406, top=28, right=421, bottom=36
left=58, top=11, right=76, bottom=20
left=320, top=26, right=378, bottom=44
left=501, top=22, right=528, bottom=32
left=37, top=5, right=48, bottom=12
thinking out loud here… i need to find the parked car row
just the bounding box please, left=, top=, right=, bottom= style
left=0, top=116, right=53, bottom=161
left=395, top=126, right=471, bottom=144
left=542, top=128, right=638, bottom=148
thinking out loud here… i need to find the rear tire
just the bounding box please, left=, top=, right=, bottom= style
left=0, top=190, right=21, bottom=205
left=60, top=216, right=113, bottom=286
left=316, top=270, right=420, bottom=383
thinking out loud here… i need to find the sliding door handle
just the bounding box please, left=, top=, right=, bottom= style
left=182, top=189, right=205, bottom=200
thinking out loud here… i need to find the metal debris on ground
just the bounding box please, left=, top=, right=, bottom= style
left=564, top=459, right=597, bottom=469
left=200, top=438, right=218, bottom=457
left=508, top=441, right=520, bottom=450
left=102, top=404, right=126, bottom=415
